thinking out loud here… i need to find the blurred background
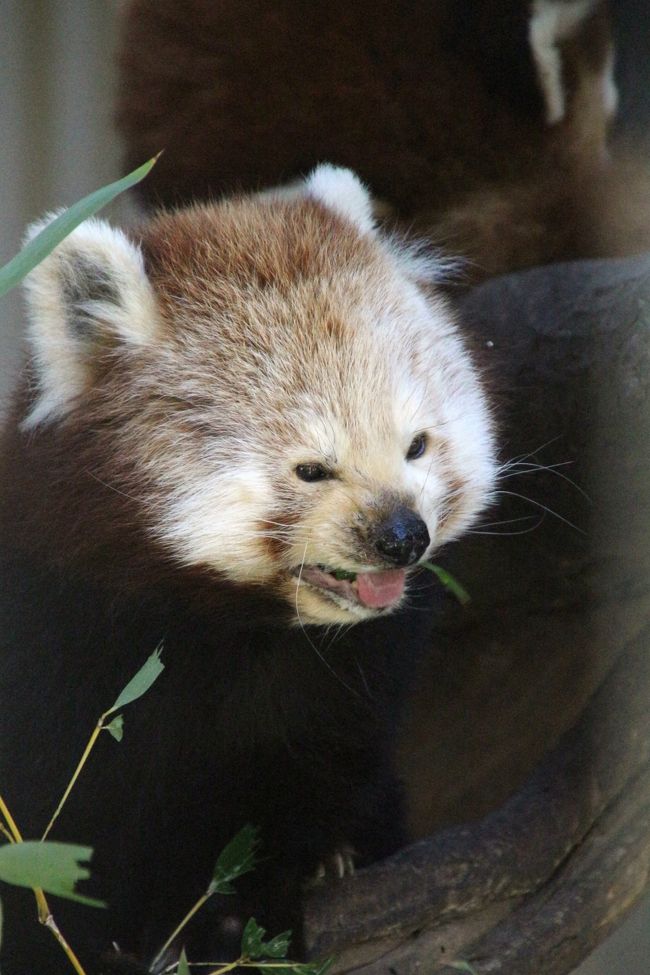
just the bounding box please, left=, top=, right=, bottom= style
left=0, top=2, right=648, bottom=972
left=0, top=1, right=123, bottom=407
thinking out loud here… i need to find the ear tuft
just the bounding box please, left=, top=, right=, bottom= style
left=21, top=215, right=160, bottom=429
left=303, top=164, right=376, bottom=235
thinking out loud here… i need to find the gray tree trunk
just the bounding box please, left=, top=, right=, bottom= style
left=303, top=254, right=650, bottom=975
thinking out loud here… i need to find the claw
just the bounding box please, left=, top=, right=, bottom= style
left=306, top=845, right=356, bottom=887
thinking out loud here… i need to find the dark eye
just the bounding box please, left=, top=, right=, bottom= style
left=295, top=463, right=332, bottom=482
left=406, top=433, right=427, bottom=460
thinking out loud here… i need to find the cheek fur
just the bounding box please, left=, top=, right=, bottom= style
left=283, top=487, right=363, bottom=569
left=404, top=458, right=444, bottom=511
left=155, top=466, right=277, bottom=581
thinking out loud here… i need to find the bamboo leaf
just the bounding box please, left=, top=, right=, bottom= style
left=242, top=917, right=266, bottom=957
left=209, top=824, right=260, bottom=895
left=0, top=841, right=105, bottom=908
left=0, top=154, right=160, bottom=299
left=107, top=645, right=164, bottom=716
left=420, top=561, right=470, bottom=605
left=105, top=715, right=124, bottom=742
left=241, top=917, right=291, bottom=959
left=262, top=931, right=292, bottom=959
left=177, top=948, right=191, bottom=975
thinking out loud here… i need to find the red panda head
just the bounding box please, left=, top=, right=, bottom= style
left=20, top=166, right=495, bottom=625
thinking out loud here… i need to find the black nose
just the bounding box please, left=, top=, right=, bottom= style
left=373, top=508, right=430, bottom=566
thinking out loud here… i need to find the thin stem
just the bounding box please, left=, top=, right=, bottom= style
left=152, top=889, right=213, bottom=970
left=186, top=963, right=308, bottom=973
left=0, top=793, right=88, bottom=974
left=235, top=965, right=304, bottom=970
left=42, top=910, right=88, bottom=975
left=35, top=887, right=51, bottom=922
left=206, top=959, right=249, bottom=975
left=0, top=822, right=15, bottom=843
left=0, top=792, right=24, bottom=842
left=41, top=720, right=105, bottom=840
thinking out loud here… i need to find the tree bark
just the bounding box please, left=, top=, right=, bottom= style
left=303, top=253, right=650, bottom=974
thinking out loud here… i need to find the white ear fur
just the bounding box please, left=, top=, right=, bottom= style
left=22, top=214, right=160, bottom=429
left=529, top=0, right=600, bottom=124
left=303, top=164, right=376, bottom=235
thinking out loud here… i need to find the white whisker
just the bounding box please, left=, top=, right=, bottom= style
left=495, top=435, right=564, bottom=474
left=497, top=489, right=585, bottom=534
left=294, top=541, right=359, bottom=697
left=84, top=468, right=141, bottom=504
left=500, top=463, right=591, bottom=502
left=469, top=517, right=545, bottom=537
left=473, top=514, right=539, bottom=529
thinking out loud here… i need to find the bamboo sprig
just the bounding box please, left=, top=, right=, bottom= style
left=0, top=791, right=88, bottom=974
left=42, top=646, right=164, bottom=842
left=0, top=157, right=161, bottom=973
left=163, top=958, right=321, bottom=975
left=0, top=651, right=164, bottom=973
left=153, top=824, right=259, bottom=971
left=207, top=960, right=243, bottom=975
left=157, top=911, right=331, bottom=975
left=206, top=963, right=314, bottom=974
left=153, top=890, right=213, bottom=968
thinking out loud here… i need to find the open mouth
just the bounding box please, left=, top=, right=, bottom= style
left=294, top=564, right=408, bottom=611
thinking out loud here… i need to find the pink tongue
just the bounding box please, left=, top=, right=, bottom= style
left=356, top=569, right=407, bottom=608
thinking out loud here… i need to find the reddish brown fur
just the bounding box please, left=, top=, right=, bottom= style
left=1, top=196, right=374, bottom=602
left=0, top=393, right=289, bottom=631
left=4, top=188, right=491, bottom=621
left=116, top=0, right=650, bottom=281
left=142, top=198, right=379, bottom=320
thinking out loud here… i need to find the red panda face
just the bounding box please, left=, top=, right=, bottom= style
left=21, top=166, right=495, bottom=625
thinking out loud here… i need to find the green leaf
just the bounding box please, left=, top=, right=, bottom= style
left=331, top=569, right=356, bottom=581
left=177, top=948, right=191, bottom=975
left=209, top=824, right=260, bottom=895
left=106, top=645, right=164, bottom=716
left=263, top=931, right=292, bottom=959
left=242, top=917, right=267, bottom=957
left=0, top=895, right=3, bottom=951
left=105, top=715, right=124, bottom=742
left=420, top=561, right=470, bottom=605
left=241, top=917, right=291, bottom=959
left=0, top=841, right=105, bottom=908
left=450, top=962, right=479, bottom=975
left=0, top=154, right=160, bottom=299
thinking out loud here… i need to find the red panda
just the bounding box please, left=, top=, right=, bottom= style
left=0, top=167, right=495, bottom=973
left=117, top=0, right=650, bottom=281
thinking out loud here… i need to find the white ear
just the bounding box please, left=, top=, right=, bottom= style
left=22, top=214, right=160, bottom=429
left=303, top=164, right=376, bottom=235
